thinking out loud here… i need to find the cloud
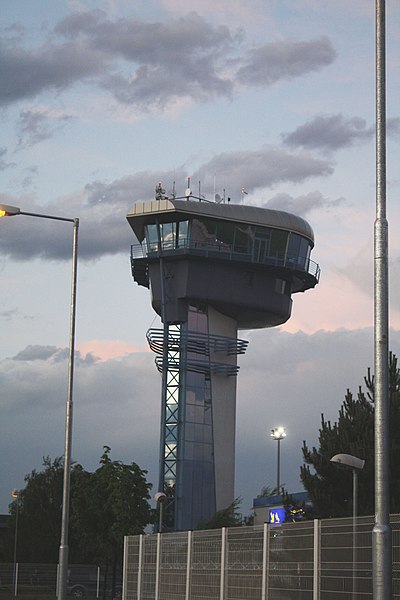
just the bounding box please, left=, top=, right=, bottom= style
left=0, top=343, right=160, bottom=511
left=0, top=145, right=333, bottom=262
left=282, top=114, right=400, bottom=152
left=282, top=114, right=374, bottom=151
left=192, top=147, right=333, bottom=194
left=387, top=117, right=400, bottom=139
left=263, top=191, right=344, bottom=217
left=2, top=327, right=400, bottom=513
left=236, top=37, right=336, bottom=86
left=0, top=11, right=336, bottom=111
left=0, top=38, right=107, bottom=106
left=16, top=109, right=74, bottom=148
left=0, top=147, right=16, bottom=171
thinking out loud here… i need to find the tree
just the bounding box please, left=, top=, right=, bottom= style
left=6, top=448, right=153, bottom=576
left=71, top=446, right=152, bottom=594
left=196, top=498, right=243, bottom=529
left=301, top=352, right=400, bottom=518
left=6, top=457, right=87, bottom=562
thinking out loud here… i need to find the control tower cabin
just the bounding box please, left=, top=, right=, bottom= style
left=127, top=186, right=319, bottom=532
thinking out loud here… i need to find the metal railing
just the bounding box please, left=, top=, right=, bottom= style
left=131, top=241, right=320, bottom=282
left=123, top=514, right=400, bottom=599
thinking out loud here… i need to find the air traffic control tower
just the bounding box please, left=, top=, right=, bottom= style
left=127, top=185, right=320, bottom=531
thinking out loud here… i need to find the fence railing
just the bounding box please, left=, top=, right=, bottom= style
left=0, top=563, right=118, bottom=598
left=123, top=514, right=400, bottom=600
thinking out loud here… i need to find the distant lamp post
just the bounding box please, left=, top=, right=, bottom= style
left=11, top=489, right=19, bottom=597
left=271, top=426, right=286, bottom=493
left=0, top=203, right=79, bottom=600
left=155, top=492, right=167, bottom=533
left=331, top=453, right=365, bottom=600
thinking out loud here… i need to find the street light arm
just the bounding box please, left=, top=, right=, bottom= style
left=0, top=203, right=76, bottom=224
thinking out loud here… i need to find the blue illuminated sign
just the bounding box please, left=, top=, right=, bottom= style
left=268, top=507, right=285, bottom=525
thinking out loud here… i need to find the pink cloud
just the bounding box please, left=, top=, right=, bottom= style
left=77, top=339, right=149, bottom=361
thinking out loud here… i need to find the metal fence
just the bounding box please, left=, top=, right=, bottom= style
left=0, top=563, right=112, bottom=598
left=123, top=514, right=400, bottom=600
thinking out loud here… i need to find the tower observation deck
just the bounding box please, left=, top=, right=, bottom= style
left=127, top=187, right=319, bottom=531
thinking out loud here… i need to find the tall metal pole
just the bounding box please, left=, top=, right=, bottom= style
left=12, top=490, right=19, bottom=596
left=352, top=469, right=358, bottom=600
left=373, top=1, right=392, bottom=598
left=277, top=438, right=281, bottom=493
left=58, top=218, right=79, bottom=600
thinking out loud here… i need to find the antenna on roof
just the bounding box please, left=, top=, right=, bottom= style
left=185, top=176, right=192, bottom=199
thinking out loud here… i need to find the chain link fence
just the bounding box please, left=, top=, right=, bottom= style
left=123, top=514, right=400, bottom=599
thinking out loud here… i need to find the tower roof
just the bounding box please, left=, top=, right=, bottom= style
left=127, top=198, right=315, bottom=244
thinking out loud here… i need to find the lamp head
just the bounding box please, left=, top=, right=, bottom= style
left=330, top=453, right=365, bottom=471
left=155, top=492, right=167, bottom=503
left=271, top=426, right=286, bottom=441
left=0, top=204, right=21, bottom=217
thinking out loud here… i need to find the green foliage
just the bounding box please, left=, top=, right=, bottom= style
left=72, top=446, right=152, bottom=566
left=301, top=352, right=400, bottom=518
left=196, top=498, right=243, bottom=529
left=6, top=447, right=153, bottom=571
left=257, top=484, right=281, bottom=499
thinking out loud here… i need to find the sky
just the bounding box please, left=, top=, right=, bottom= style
left=1, top=0, right=400, bottom=518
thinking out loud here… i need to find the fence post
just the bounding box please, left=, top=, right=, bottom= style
left=185, top=530, right=192, bottom=600
left=137, top=534, right=144, bottom=600
left=122, top=538, right=128, bottom=600
left=155, top=532, right=162, bottom=600
left=14, top=563, right=19, bottom=597
left=313, top=519, right=321, bottom=600
left=261, top=523, right=270, bottom=600
left=220, top=528, right=227, bottom=600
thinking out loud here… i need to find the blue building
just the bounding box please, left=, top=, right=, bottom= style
left=127, top=187, right=319, bottom=531
left=253, top=492, right=313, bottom=525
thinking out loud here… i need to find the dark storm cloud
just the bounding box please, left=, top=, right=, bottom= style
left=263, top=191, right=344, bottom=217
left=282, top=114, right=374, bottom=151
left=236, top=37, right=336, bottom=86
left=16, top=110, right=73, bottom=147
left=0, top=147, right=333, bottom=261
left=0, top=11, right=336, bottom=109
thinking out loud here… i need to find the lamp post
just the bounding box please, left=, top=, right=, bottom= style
left=331, top=453, right=365, bottom=600
left=374, top=1, right=392, bottom=598
left=0, top=203, right=79, bottom=600
left=11, top=489, right=19, bottom=597
left=271, top=426, right=286, bottom=493
left=155, top=492, right=167, bottom=533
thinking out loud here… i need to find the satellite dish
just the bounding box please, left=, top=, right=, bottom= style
left=214, top=193, right=222, bottom=204
left=185, top=188, right=192, bottom=197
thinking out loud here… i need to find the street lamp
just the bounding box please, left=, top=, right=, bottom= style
left=0, top=203, right=79, bottom=600
left=155, top=492, right=167, bottom=533
left=271, top=426, right=286, bottom=494
left=331, top=453, right=365, bottom=600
